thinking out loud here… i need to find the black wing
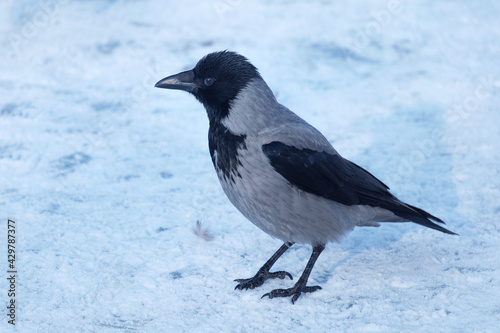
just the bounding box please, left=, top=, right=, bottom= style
left=262, top=141, right=456, bottom=235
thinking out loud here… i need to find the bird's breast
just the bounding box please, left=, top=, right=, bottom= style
left=208, top=128, right=359, bottom=244
left=208, top=122, right=247, bottom=184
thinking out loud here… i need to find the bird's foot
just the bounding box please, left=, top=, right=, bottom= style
left=261, top=283, right=322, bottom=304
left=234, top=268, right=293, bottom=290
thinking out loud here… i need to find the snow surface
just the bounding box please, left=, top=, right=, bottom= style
left=1, top=0, right=500, bottom=332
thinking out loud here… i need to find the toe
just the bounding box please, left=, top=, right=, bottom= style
left=268, top=271, right=293, bottom=280
left=302, top=285, right=322, bottom=293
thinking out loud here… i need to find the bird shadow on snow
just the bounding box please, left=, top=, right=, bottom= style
left=314, top=103, right=462, bottom=284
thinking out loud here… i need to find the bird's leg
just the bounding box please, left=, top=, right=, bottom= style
left=262, top=244, right=325, bottom=304
left=234, top=242, right=294, bottom=290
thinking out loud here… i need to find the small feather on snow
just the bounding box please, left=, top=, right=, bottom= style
left=193, top=220, right=214, bottom=241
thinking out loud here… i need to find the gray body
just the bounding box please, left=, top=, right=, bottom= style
left=217, top=78, right=403, bottom=245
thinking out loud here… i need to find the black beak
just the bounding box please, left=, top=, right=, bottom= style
left=154, top=69, right=198, bottom=93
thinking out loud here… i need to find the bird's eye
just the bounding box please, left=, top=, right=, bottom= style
left=204, top=78, right=215, bottom=86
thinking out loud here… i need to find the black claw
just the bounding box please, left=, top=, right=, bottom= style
left=239, top=244, right=325, bottom=303
left=234, top=243, right=294, bottom=292
left=270, top=270, right=293, bottom=281
left=234, top=269, right=294, bottom=290
left=261, top=284, right=322, bottom=303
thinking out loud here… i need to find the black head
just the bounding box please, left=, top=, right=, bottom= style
left=155, top=51, right=261, bottom=121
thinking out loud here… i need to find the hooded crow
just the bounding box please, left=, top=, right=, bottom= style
left=155, top=51, right=456, bottom=303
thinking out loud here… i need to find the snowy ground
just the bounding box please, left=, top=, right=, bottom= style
left=1, top=0, right=500, bottom=332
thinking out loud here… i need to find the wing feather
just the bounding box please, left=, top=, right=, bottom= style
left=262, top=141, right=456, bottom=235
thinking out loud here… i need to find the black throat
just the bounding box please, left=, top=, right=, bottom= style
left=207, top=105, right=247, bottom=183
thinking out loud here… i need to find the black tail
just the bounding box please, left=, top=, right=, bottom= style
left=391, top=202, right=458, bottom=235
